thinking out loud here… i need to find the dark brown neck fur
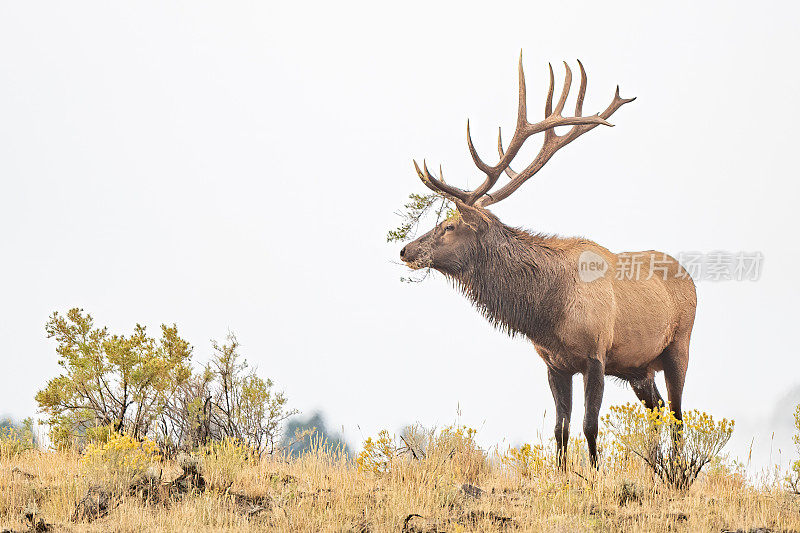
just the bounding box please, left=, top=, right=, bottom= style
left=445, top=224, right=573, bottom=347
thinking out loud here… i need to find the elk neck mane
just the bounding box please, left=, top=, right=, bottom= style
left=445, top=222, right=577, bottom=344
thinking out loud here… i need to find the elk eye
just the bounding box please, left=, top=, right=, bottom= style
left=444, top=224, right=455, bottom=232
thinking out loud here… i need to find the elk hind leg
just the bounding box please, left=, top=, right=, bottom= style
left=660, top=338, right=689, bottom=453
left=661, top=340, right=689, bottom=423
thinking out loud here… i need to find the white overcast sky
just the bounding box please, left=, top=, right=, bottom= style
left=1, top=1, right=798, bottom=470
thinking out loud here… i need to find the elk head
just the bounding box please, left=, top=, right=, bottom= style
left=399, top=55, right=635, bottom=274
left=399, top=201, right=493, bottom=275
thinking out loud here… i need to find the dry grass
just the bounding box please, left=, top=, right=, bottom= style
left=2, top=434, right=800, bottom=533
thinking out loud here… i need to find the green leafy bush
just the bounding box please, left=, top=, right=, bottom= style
left=35, top=309, right=192, bottom=449
left=36, top=309, right=295, bottom=455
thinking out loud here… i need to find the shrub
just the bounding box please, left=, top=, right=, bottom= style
left=787, top=404, right=800, bottom=494
left=36, top=310, right=295, bottom=456
left=36, top=309, right=193, bottom=449
left=356, top=430, right=395, bottom=474
left=0, top=418, right=36, bottom=458
left=357, top=424, right=487, bottom=483
left=207, top=334, right=295, bottom=453
left=158, top=333, right=296, bottom=456
left=602, top=402, right=734, bottom=490
left=423, top=425, right=487, bottom=483
left=80, top=431, right=161, bottom=490
left=501, top=443, right=545, bottom=478
left=600, top=427, right=635, bottom=473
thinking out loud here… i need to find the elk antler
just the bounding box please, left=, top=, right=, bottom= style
left=413, top=54, right=635, bottom=208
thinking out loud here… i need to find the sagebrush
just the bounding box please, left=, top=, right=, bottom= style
left=35, top=309, right=294, bottom=455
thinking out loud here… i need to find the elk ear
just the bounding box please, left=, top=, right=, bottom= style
left=455, top=201, right=491, bottom=232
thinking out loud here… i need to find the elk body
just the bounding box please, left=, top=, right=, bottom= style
left=400, top=57, right=696, bottom=467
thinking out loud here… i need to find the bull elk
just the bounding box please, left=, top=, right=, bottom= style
left=399, top=56, right=696, bottom=467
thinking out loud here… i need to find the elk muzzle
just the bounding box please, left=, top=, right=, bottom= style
left=400, top=240, right=430, bottom=269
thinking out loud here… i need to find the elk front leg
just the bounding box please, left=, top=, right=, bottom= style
left=583, top=357, right=605, bottom=468
left=547, top=367, right=572, bottom=470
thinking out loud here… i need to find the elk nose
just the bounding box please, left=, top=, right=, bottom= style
left=400, top=246, right=407, bottom=259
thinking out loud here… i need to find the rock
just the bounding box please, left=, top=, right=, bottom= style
left=458, top=510, right=513, bottom=527
left=721, top=529, right=779, bottom=533
left=352, top=518, right=370, bottom=533
left=268, top=472, right=298, bottom=486
left=72, top=486, right=113, bottom=522
left=173, top=453, right=205, bottom=493
left=21, top=503, right=51, bottom=532
left=227, top=492, right=271, bottom=516
left=128, top=456, right=207, bottom=505
left=402, top=510, right=513, bottom=532
left=11, top=467, right=36, bottom=480
left=402, top=514, right=446, bottom=533
left=129, top=466, right=166, bottom=504
left=617, top=480, right=641, bottom=506
left=460, top=482, right=484, bottom=499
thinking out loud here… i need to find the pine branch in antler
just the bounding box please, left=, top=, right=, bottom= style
left=386, top=193, right=454, bottom=244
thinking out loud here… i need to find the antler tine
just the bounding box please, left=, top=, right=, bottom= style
left=497, top=127, right=518, bottom=179
left=466, top=120, right=492, bottom=174
left=545, top=62, right=572, bottom=143
left=599, top=86, right=637, bottom=120
left=544, top=63, right=554, bottom=117
left=575, top=59, right=587, bottom=117
left=553, top=61, right=572, bottom=116
left=413, top=159, right=470, bottom=202
left=413, top=159, right=438, bottom=194
left=517, top=52, right=528, bottom=127
left=422, top=160, right=438, bottom=193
